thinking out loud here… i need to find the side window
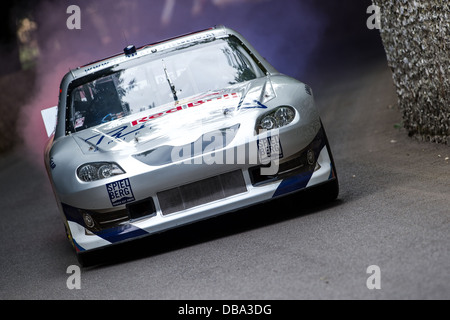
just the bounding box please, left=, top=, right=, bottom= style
left=69, top=75, right=127, bottom=132
left=70, top=87, right=91, bottom=131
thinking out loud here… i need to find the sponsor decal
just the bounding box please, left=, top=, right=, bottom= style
left=74, top=117, right=85, bottom=129
left=49, top=157, right=56, bottom=170
left=106, top=178, right=135, bottom=207
left=258, top=134, right=283, bottom=164
left=130, top=93, right=239, bottom=127
left=238, top=99, right=268, bottom=110
left=84, top=124, right=145, bottom=147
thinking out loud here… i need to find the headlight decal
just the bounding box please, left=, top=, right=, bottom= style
left=238, top=99, right=269, bottom=111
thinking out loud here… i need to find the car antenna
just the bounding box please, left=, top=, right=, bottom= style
left=122, top=31, right=128, bottom=47
left=122, top=31, right=137, bottom=57
left=162, top=59, right=178, bottom=102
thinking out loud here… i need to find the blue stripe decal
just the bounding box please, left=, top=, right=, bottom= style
left=272, top=171, right=314, bottom=198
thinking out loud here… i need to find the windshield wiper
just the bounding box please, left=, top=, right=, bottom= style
left=162, top=60, right=178, bottom=102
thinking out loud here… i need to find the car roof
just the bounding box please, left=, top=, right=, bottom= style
left=69, top=25, right=230, bottom=80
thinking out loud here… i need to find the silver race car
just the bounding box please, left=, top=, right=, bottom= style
left=43, top=26, right=338, bottom=265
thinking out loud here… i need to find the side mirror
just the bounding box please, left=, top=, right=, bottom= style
left=41, top=106, right=58, bottom=137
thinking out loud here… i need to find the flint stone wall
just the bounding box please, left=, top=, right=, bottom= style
left=373, top=0, right=450, bottom=144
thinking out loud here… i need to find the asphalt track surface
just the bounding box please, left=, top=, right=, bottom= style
left=0, top=59, right=449, bottom=300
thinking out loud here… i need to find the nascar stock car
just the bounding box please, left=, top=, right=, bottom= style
left=42, top=26, right=339, bottom=265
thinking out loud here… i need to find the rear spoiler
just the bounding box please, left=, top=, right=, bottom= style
left=41, top=106, right=58, bottom=137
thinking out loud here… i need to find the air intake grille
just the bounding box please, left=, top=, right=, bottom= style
left=157, top=170, right=247, bottom=216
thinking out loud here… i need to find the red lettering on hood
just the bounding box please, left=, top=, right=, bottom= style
left=148, top=112, right=164, bottom=120
left=187, top=100, right=205, bottom=108
left=131, top=117, right=148, bottom=127
left=165, top=106, right=183, bottom=113
left=130, top=93, right=239, bottom=127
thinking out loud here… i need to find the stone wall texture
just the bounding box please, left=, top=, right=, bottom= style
left=373, top=0, right=450, bottom=144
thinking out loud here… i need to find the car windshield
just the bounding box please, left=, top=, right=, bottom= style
left=68, top=36, right=264, bottom=132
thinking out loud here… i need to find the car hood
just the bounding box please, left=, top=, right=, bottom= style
left=72, top=77, right=276, bottom=155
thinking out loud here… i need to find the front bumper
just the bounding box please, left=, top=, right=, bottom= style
left=62, top=125, right=336, bottom=252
